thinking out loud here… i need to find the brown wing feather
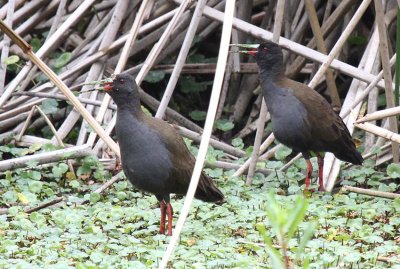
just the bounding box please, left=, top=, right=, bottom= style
left=140, top=115, right=224, bottom=202
left=280, top=79, right=362, bottom=164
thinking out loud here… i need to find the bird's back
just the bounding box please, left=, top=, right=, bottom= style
left=282, top=78, right=363, bottom=164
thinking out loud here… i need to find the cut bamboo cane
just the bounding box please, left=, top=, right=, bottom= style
left=0, top=144, right=93, bottom=171
left=355, top=122, right=400, bottom=143
left=159, top=2, right=235, bottom=267
left=0, top=19, right=120, bottom=156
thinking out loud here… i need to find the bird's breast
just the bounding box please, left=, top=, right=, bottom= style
left=263, top=86, right=312, bottom=151
left=115, top=111, right=173, bottom=193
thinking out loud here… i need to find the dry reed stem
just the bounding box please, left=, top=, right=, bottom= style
left=159, top=2, right=236, bottom=267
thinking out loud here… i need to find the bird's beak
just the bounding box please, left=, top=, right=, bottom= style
left=97, top=78, right=114, bottom=91
left=230, top=44, right=259, bottom=56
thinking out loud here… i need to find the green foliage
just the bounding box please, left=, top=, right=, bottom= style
left=54, top=52, right=72, bottom=68
left=3, top=55, right=22, bottom=73
left=256, top=193, right=314, bottom=269
left=231, top=137, right=244, bottom=149
left=3, top=55, right=20, bottom=65
left=0, top=144, right=399, bottom=268
left=180, top=76, right=212, bottom=93
left=144, top=70, right=165, bottom=83
left=40, top=99, right=59, bottom=114
left=189, top=110, right=207, bottom=121
left=347, top=35, right=368, bottom=46
left=274, top=145, right=293, bottom=161
left=386, top=163, right=400, bottom=178
left=29, top=37, right=42, bottom=52
left=215, top=119, right=234, bottom=132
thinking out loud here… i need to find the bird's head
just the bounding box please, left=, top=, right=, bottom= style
left=100, top=73, right=140, bottom=107
left=232, top=41, right=284, bottom=72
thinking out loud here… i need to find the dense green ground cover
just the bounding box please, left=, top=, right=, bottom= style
left=1, top=143, right=399, bottom=268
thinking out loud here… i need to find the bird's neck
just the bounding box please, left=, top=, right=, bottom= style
left=259, top=64, right=284, bottom=83
left=116, top=99, right=143, bottom=117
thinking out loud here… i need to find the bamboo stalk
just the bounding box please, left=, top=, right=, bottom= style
left=246, top=0, right=285, bottom=185
left=357, top=106, right=400, bottom=123
left=0, top=0, right=97, bottom=108
left=308, top=0, right=372, bottom=88
left=136, top=0, right=191, bottom=85
left=304, top=0, right=340, bottom=108
left=155, top=0, right=207, bottom=119
left=342, top=185, right=400, bottom=199
left=374, top=0, right=399, bottom=162
left=355, top=122, right=400, bottom=143
left=158, top=2, right=235, bottom=267
left=0, top=19, right=120, bottom=156
left=0, top=144, right=93, bottom=171
left=193, top=0, right=390, bottom=90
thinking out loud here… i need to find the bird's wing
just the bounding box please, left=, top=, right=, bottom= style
left=283, top=78, right=349, bottom=143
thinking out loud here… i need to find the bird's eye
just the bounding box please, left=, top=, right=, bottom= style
left=263, top=48, right=269, bottom=52
left=119, top=79, right=125, bottom=84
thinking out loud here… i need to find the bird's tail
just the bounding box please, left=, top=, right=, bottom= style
left=195, top=173, right=224, bottom=204
left=334, top=141, right=363, bottom=165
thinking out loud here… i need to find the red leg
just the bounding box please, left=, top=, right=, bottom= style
left=317, top=154, right=325, bottom=191
left=159, top=200, right=167, bottom=234
left=166, top=203, right=173, bottom=236
left=304, top=159, right=313, bottom=192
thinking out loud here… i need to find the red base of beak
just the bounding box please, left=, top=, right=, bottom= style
left=103, top=84, right=113, bottom=91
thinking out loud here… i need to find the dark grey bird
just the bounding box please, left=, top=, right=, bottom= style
left=100, top=73, right=224, bottom=235
left=236, top=41, right=363, bottom=191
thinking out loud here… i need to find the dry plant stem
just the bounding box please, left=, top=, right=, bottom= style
left=193, top=1, right=390, bottom=88
left=87, top=0, right=153, bottom=147
left=0, top=0, right=15, bottom=94
left=0, top=20, right=120, bottom=155
left=11, top=92, right=117, bottom=109
left=159, top=2, right=235, bottom=268
left=82, top=0, right=130, bottom=147
left=178, top=126, right=246, bottom=158
left=0, top=197, right=65, bottom=216
left=246, top=0, right=285, bottom=184
left=341, top=55, right=396, bottom=119
left=0, top=0, right=23, bottom=20
left=155, top=0, right=207, bottom=119
left=246, top=99, right=268, bottom=185
left=215, top=54, right=234, bottom=122
left=233, top=133, right=276, bottom=177
left=304, top=0, right=340, bottom=108
left=287, top=0, right=357, bottom=77
left=207, top=160, right=273, bottom=175
left=24, top=197, right=65, bottom=214
left=0, top=0, right=97, bottom=108
left=34, top=106, right=64, bottom=147
left=308, top=0, right=371, bottom=88
left=374, top=0, right=399, bottom=162
left=136, top=0, right=191, bottom=85
left=357, top=106, right=400, bottom=123
left=355, top=122, right=400, bottom=143
left=34, top=105, right=76, bottom=175
left=342, top=185, right=400, bottom=199
left=0, top=144, right=92, bottom=171
left=324, top=32, right=376, bottom=191
left=93, top=174, right=123, bottom=194
left=376, top=256, right=400, bottom=263
left=15, top=106, right=36, bottom=142
left=280, top=153, right=302, bottom=171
